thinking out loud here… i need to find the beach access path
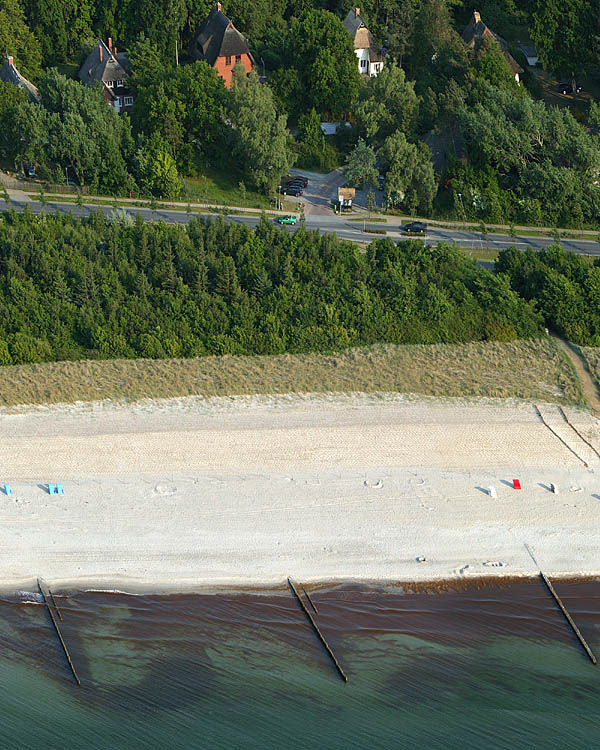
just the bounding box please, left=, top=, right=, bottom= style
left=1, top=393, right=600, bottom=591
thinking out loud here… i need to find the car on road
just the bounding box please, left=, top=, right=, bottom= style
left=401, top=221, right=427, bottom=234
left=287, top=176, right=308, bottom=187
left=378, top=175, right=385, bottom=190
left=557, top=82, right=582, bottom=94
left=282, top=185, right=303, bottom=196
left=276, top=215, right=297, bottom=225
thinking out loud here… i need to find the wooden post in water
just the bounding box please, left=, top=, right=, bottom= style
left=524, top=544, right=597, bottom=665
left=539, top=572, right=597, bottom=665
left=302, top=586, right=319, bottom=614
left=288, top=578, right=347, bottom=682
left=37, top=578, right=81, bottom=686
left=48, top=588, right=62, bottom=621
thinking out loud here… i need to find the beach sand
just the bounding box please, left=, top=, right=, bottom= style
left=1, top=393, right=600, bottom=591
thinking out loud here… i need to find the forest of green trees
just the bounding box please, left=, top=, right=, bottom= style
left=0, top=210, right=545, bottom=365
left=1, top=0, right=600, bottom=226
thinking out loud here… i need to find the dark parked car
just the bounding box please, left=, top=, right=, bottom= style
left=24, top=163, right=36, bottom=178
left=287, top=176, right=308, bottom=187
left=378, top=174, right=385, bottom=190
left=401, top=221, right=427, bottom=234
left=282, top=185, right=303, bottom=196
left=557, top=82, right=581, bottom=94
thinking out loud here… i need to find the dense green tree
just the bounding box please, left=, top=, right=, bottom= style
left=354, top=62, right=419, bottom=143
left=226, top=68, right=292, bottom=193
left=531, top=0, right=593, bottom=90
left=344, top=138, right=378, bottom=189
left=0, top=210, right=544, bottom=366
left=288, top=9, right=359, bottom=115
left=380, top=131, right=436, bottom=214
left=131, top=58, right=225, bottom=173
left=0, top=0, right=41, bottom=76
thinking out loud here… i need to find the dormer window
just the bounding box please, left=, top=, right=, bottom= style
left=116, top=79, right=124, bottom=87
left=106, top=80, right=114, bottom=88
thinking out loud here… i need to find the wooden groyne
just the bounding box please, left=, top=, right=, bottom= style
left=288, top=578, right=347, bottom=682
left=558, top=406, right=600, bottom=461
left=302, top=586, right=319, bottom=614
left=37, top=578, right=81, bottom=686
left=534, top=405, right=588, bottom=467
left=539, top=572, right=597, bottom=665
left=524, top=545, right=597, bottom=665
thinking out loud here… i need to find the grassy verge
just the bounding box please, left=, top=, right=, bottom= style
left=183, top=166, right=273, bottom=209
left=0, top=338, right=584, bottom=408
left=348, top=217, right=387, bottom=223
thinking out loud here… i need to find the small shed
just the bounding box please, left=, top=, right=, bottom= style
left=519, top=44, right=539, bottom=66
left=337, top=187, right=355, bottom=210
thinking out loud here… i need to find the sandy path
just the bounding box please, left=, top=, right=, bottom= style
left=1, top=394, right=600, bottom=591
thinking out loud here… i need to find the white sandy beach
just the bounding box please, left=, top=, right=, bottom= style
left=1, top=393, right=600, bottom=591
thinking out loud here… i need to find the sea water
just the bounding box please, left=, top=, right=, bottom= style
left=1, top=579, right=599, bottom=749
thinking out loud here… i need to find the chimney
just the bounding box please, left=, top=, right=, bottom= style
left=473, top=10, right=480, bottom=22
left=99, top=45, right=102, bottom=62
left=355, top=7, right=360, bottom=16
left=108, top=37, right=112, bottom=52
left=216, top=2, right=221, bottom=10
left=7, top=55, right=13, bottom=66
left=114, top=46, right=117, bottom=56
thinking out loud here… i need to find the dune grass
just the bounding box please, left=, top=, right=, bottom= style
left=578, top=347, right=600, bottom=387
left=0, top=338, right=584, bottom=409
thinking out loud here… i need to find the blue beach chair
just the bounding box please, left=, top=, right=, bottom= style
left=56, top=483, right=64, bottom=495
left=4, top=484, right=11, bottom=496
left=48, top=483, right=55, bottom=495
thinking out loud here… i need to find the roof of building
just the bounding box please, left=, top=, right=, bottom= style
left=338, top=187, right=356, bottom=199
left=344, top=7, right=384, bottom=62
left=343, top=8, right=365, bottom=37
left=191, top=3, right=251, bottom=66
left=0, top=56, right=40, bottom=103
left=462, top=11, right=523, bottom=76
left=79, top=40, right=130, bottom=87
left=519, top=44, right=538, bottom=58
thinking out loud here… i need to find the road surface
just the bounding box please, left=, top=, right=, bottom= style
left=2, top=195, right=599, bottom=258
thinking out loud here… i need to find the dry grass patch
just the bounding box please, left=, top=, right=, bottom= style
left=579, top=347, right=600, bottom=385
left=0, top=338, right=584, bottom=408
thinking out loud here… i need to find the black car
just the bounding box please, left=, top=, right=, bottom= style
left=24, top=163, right=36, bottom=178
left=283, top=185, right=303, bottom=196
left=557, top=82, right=582, bottom=94
left=287, top=176, right=308, bottom=187
left=401, top=221, right=427, bottom=234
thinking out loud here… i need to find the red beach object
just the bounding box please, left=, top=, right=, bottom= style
left=513, top=479, right=521, bottom=490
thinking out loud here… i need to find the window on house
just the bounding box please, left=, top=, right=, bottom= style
left=124, top=96, right=133, bottom=106
left=235, top=55, right=241, bottom=63
left=116, top=79, right=124, bottom=87
left=106, top=80, right=114, bottom=87
left=360, top=59, right=366, bottom=68
left=226, top=55, right=232, bottom=65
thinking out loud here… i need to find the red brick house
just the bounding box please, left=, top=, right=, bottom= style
left=190, top=3, right=253, bottom=88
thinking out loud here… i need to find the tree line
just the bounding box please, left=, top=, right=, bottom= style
left=0, top=209, right=542, bottom=365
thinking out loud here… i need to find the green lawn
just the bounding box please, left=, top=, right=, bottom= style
left=183, top=167, right=275, bottom=209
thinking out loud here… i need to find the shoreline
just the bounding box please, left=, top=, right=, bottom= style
left=5, top=572, right=600, bottom=599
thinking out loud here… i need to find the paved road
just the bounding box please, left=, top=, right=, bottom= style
left=3, top=197, right=600, bottom=258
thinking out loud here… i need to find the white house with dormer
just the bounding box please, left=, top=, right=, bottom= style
left=343, top=8, right=384, bottom=77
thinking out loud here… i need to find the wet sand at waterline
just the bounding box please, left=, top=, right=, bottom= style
left=1, top=393, right=600, bottom=589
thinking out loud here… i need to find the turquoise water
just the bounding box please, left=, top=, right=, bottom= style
left=1, top=580, right=599, bottom=749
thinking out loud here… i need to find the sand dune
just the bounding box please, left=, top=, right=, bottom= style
left=1, top=393, right=599, bottom=591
